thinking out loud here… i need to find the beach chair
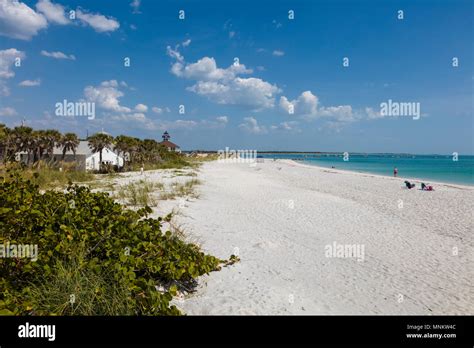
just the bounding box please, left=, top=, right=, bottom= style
left=404, top=181, right=415, bottom=189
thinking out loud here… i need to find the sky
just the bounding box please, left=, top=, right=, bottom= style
left=0, top=0, right=472, bottom=153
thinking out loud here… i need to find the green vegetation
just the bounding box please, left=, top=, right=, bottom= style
left=116, top=180, right=158, bottom=207
left=0, top=162, right=93, bottom=190
left=160, top=179, right=202, bottom=200
left=0, top=171, right=235, bottom=315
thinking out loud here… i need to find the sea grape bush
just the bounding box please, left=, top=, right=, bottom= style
left=0, top=171, right=228, bottom=315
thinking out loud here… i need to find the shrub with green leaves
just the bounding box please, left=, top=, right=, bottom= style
left=0, top=171, right=228, bottom=315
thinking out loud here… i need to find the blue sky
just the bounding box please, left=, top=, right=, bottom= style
left=0, top=0, right=472, bottom=153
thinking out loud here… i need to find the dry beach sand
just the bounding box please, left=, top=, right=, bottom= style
left=106, top=159, right=474, bottom=315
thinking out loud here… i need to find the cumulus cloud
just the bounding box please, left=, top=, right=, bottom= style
left=279, top=90, right=355, bottom=123
left=239, top=117, right=267, bottom=134
left=0, top=0, right=48, bottom=40
left=216, top=116, right=228, bottom=123
left=172, top=56, right=252, bottom=81
left=36, top=0, right=68, bottom=25
left=0, top=0, right=119, bottom=40
left=19, top=78, right=41, bottom=86
left=41, top=50, right=75, bottom=60
left=188, top=77, right=280, bottom=109
left=0, top=48, right=25, bottom=95
left=84, top=80, right=131, bottom=113
left=0, top=48, right=23, bottom=79
left=0, top=106, right=17, bottom=116
left=168, top=45, right=280, bottom=109
left=134, top=103, right=148, bottom=112
left=76, top=9, right=119, bottom=33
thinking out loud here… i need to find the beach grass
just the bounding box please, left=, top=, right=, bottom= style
left=0, top=162, right=94, bottom=190
left=160, top=179, right=201, bottom=200
left=115, top=179, right=158, bottom=207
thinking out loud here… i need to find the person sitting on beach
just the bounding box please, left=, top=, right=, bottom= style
left=421, top=183, right=434, bottom=191
left=404, top=181, right=416, bottom=189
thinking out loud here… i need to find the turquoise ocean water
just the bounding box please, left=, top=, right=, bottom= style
left=258, top=153, right=474, bottom=186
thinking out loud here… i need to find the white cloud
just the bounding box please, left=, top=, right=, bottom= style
left=271, top=121, right=300, bottom=132
left=76, top=9, right=119, bottom=33
left=0, top=1, right=119, bottom=40
left=187, top=77, right=280, bottom=109
left=84, top=80, right=131, bottom=113
left=182, top=39, right=191, bottom=47
left=19, top=78, right=40, bottom=86
left=168, top=46, right=280, bottom=109
left=41, top=50, right=75, bottom=60
left=0, top=48, right=25, bottom=96
left=36, top=0, right=68, bottom=25
left=273, top=50, right=285, bottom=56
left=152, top=107, right=162, bottom=114
left=151, top=106, right=170, bottom=114
left=172, top=56, right=252, bottom=81
left=279, top=90, right=355, bottom=122
left=130, top=0, right=141, bottom=14
left=166, top=46, right=184, bottom=63
left=0, top=106, right=17, bottom=116
left=229, top=31, right=235, bottom=38
left=0, top=0, right=48, bottom=40
left=0, top=48, right=23, bottom=79
left=239, top=117, right=267, bottom=134
left=216, top=116, right=228, bottom=123
left=173, top=120, right=198, bottom=129
left=134, top=103, right=148, bottom=112
left=365, top=107, right=384, bottom=120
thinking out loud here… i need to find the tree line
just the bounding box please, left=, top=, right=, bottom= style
left=0, top=124, right=181, bottom=170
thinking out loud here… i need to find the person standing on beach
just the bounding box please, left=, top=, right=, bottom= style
left=394, top=167, right=398, bottom=177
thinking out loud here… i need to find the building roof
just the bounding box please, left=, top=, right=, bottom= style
left=159, top=140, right=180, bottom=149
left=53, top=140, right=120, bottom=157
left=53, top=140, right=92, bottom=156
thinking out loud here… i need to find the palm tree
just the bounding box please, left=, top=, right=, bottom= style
left=0, top=124, right=12, bottom=162
left=33, top=129, right=48, bottom=164
left=44, top=129, right=62, bottom=163
left=114, top=135, right=132, bottom=165
left=126, top=137, right=141, bottom=165
left=59, top=133, right=80, bottom=160
left=88, top=132, right=113, bottom=170
left=11, top=126, right=33, bottom=164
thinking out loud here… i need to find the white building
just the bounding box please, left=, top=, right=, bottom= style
left=85, top=146, right=124, bottom=171
left=53, top=140, right=124, bottom=171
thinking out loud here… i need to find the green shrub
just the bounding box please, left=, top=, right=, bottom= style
left=0, top=171, right=227, bottom=315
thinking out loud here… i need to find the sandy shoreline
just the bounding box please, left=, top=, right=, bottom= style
left=107, top=159, right=474, bottom=315
left=283, top=159, right=473, bottom=190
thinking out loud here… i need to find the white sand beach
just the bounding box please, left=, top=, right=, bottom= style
left=109, top=160, right=474, bottom=315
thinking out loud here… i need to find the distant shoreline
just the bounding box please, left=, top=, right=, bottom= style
left=184, top=150, right=474, bottom=157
